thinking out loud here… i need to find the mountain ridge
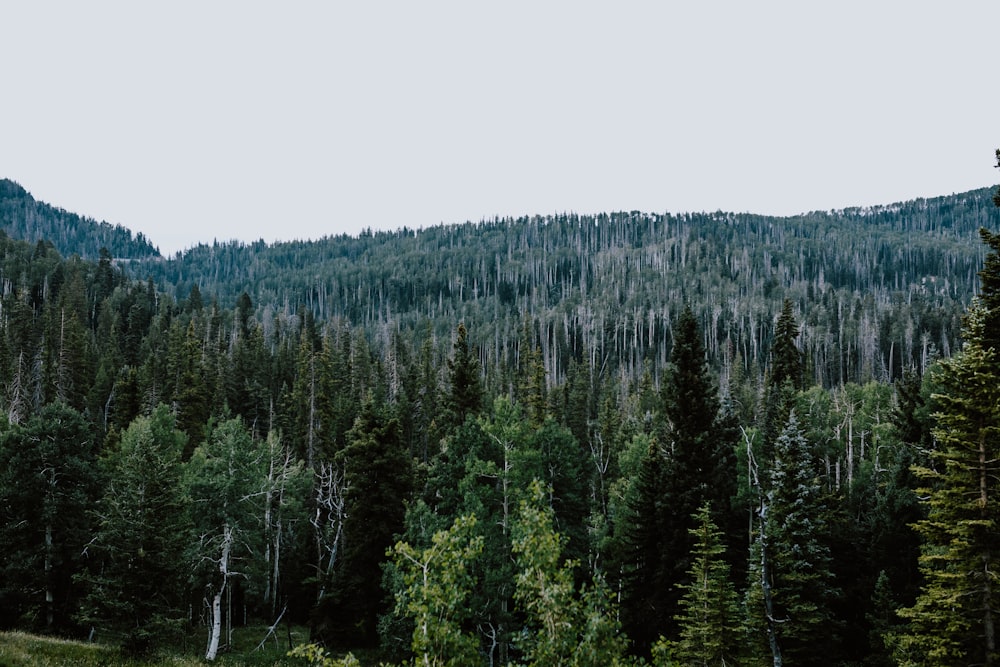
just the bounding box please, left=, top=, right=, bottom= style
left=0, top=178, right=160, bottom=261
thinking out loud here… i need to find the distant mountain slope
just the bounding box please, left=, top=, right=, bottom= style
left=4, top=176, right=998, bottom=389
left=126, top=185, right=1000, bottom=388
left=0, top=179, right=160, bottom=260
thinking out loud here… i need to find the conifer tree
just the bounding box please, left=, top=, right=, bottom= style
left=978, top=226, right=1000, bottom=352
left=621, top=305, right=737, bottom=649
left=893, top=302, right=1000, bottom=666
left=770, top=299, right=803, bottom=392
left=761, top=299, right=802, bottom=464
left=671, top=502, right=744, bottom=666
left=761, top=411, right=841, bottom=665
left=318, top=395, right=413, bottom=648
left=444, top=322, right=483, bottom=430
left=0, top=402, right=99, bottom=631
left=79, top=406, right=190, bottom=654
left=618, top=438, right=670, bottom=654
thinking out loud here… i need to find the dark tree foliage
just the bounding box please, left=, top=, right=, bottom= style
left=761, top=300, right=803, bottom=467
left=0, top=402, right=99, bottom=632
left=315, top=396, right=413, bottom=647
left=617, top=438, right=670, bottom=656
left=894, top=303, right=1000, bottom=666
left=770, top=298, right=803, bottom=391
left=78, top=406, right=190, bottom=655
left=444, top=322, right=483, bottom=430
left=620, top=306, right=738, bottom=653
left=978, top=227, right=1000, bottom=352
left=765, top=411, right=842, bottom=664
left=0, top=179, right=160, bottom=260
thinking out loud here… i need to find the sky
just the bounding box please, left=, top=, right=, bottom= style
left=2, top=2, right=998, bottom=256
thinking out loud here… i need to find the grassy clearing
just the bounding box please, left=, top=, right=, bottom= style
left=0, top=624, right=311, bottom=667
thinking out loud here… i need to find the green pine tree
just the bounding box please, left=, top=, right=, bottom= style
left=318, top=394, right=414, bottom=648
left=621, top=305, right=737, bottom=651
left=763, top=411, right=841, bottom=664
left=78, top=406, right=190, bottom=655
left=445, top=322, right=483, bottom=430
left=671, top=502, right=744, bottom=666
left=893, top=302, right=1000, bottom=667
left=0, top=402, right=100, bottom=632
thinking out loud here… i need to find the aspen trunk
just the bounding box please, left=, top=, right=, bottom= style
left=205, top=525, right=233, bottom=661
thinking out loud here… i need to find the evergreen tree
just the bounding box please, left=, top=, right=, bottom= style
left=670, top=502, right=744, bottom=666
left=173, top=320, right=212, bottom=456
left=617, top=437, right=670, bottom=654
left=78, top=406, right=190, bottom=654
left=444, top=322, right=483, bottom=430
left=317, top=395, right=413, bottom=648
left=0, top=402, right=99, bottom=631
left=893, top=302, right=1000, bottom=666
left=762, top=411, right=841, bottom=664
left=979, top=226, right=1000, bottom=353
left=770, top=299, right=803, bottom=392
left=621, top=305, right=737, bottom=650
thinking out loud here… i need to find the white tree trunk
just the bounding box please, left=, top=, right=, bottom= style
left=205, top=525, right=233, bottom=661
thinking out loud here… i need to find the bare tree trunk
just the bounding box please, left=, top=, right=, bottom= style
left=743, top=426, right=782, bottom=667
left=313, top=461, right=348, bottom=602
left=206, top=525, right=233, bottom=661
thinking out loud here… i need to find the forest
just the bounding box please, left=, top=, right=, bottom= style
left=0, top=167, right=999, bottom=665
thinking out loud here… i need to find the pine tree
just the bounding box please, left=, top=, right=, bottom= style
left=978, top=226, right=1000, bottom=353
left=671, top=502, right=744, bottom=666
left=760, top=300, right=803, bottom=472
left=444, top=322, right=483, bottom=430
left=621, top=305, right=737, bottom=649
left=770, top=299, right=803, bottom=392
left=618, top=438, right=670, bottom=654
left=763, top=411, right=841, bottom=665
left=0, top=402, right=99, bottom=631
left=317, top=395, right=413, bottom=648
left=79, top=406, right=190, bottom=654
left=893, top=302, right=1000, bottom=666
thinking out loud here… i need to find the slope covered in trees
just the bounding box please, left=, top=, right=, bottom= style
left=0, top=179, right=160, bottom=261
left=125, top=186, right=998, bottom=395
left=0, top=176, right=997, bottom=665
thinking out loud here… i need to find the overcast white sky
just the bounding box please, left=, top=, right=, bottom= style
left=2, top=2, right=998, bottom=256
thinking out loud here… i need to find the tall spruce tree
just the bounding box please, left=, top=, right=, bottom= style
left=893, top=302, right=1000, bottom=666
left=620, top=306, right=737, bottom=652
left=0, top=402, right=99, bottom=632
left=762, top=411, right=841, bottom=665
left=79, top=406, right=190, bottom=654
left=445, top=322, right=483, bottom=431
left=761, top=299, right=803, bottom=462
left=670, top=502, right=745, bottom=666
left=317, top=395, right=413, bottom=648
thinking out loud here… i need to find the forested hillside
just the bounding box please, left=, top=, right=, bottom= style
left=0, top=179, right=160, bottom=260
left=0, top=178, right=999, bottom=665
left=131, top=187, right=999, bottom=394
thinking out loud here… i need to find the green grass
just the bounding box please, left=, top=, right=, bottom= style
left=0, top=624, right=311, bottom=667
